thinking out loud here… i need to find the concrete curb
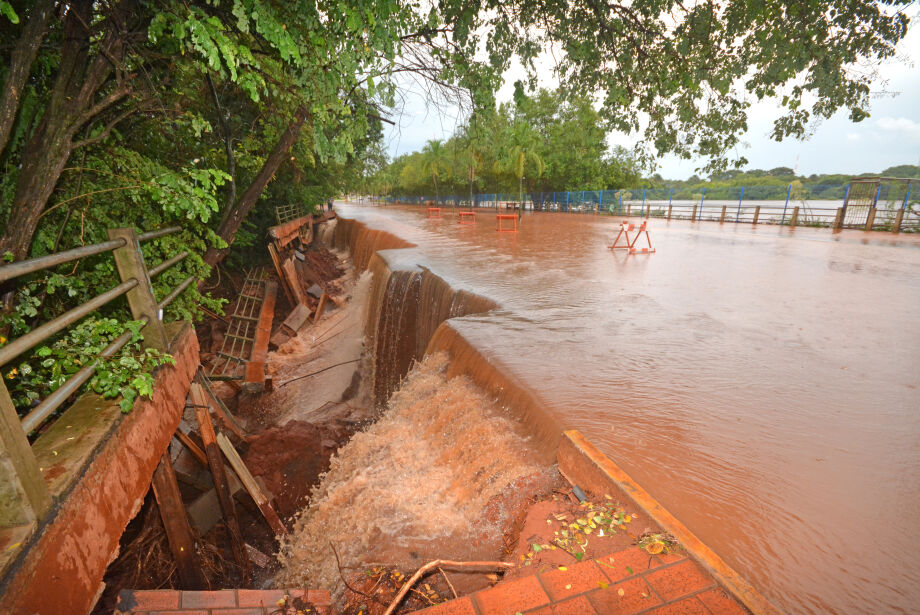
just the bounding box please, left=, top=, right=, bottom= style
left=558, top=429, right=783, bottom=615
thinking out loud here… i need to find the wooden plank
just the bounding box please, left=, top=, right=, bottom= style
left=268, top=215, right=313, bottom=247
left=216, top=432, right=287, bottom=536
left=174, top=429, right=208, bottom=467
left=196, top=372, right=249, bottom=439
left=281, top=258, right=307, bottom=305
left=150, top=453, right=207, bottom=588
left=267, top=242, right=294, bottom=304
left=190, top=383, right=250, bottom=581
left=313, top=293, right=328, bottom=324
left=0, top=380, right=51, bottom=525
left=244, top=280, right=278, bottom=390
left=281, top=303, right=312, bottom=334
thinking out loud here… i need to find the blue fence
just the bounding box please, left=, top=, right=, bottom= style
left=372, top=182, right=918, bottom=231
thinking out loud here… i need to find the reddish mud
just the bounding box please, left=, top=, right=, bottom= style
left=335, top=202, right=920, bottom=615
left=243, top=420, right=350, bottom=519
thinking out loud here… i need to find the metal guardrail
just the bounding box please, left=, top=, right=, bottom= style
left=378, top=181, right=919, bottom=233
left=0, top=226, right=197, bottom=521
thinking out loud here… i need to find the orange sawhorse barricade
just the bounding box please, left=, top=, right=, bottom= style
left=496, top=214, right=518, bottom=232
left=458, top=211, right=477, bottom=224
left=427, top=207, right=441, bottom=218
left=609, top=220, right=655, bottom=253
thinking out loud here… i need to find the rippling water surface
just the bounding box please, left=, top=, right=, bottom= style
left=337, top=202, right=920, bottom=615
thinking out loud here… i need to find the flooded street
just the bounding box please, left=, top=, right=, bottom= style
left=337, top=202, right=920, bottom=615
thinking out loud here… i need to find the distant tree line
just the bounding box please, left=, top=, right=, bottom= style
left=648, top=164, right=920, bottom=201
left=362, top=88, right=645, bottom=203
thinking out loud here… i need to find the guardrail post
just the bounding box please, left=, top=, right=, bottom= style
left=833, top=207, right=844, bottom=232
left=641, top=188, right=646, bottom=216
left=753, top=206, right=761, bottom=225
left=736, top=186, right=744, bottom=222
left=0, top=380, right=52, bottom=524
left=865, top=208, right=877, bottom=232
left=667, top=203, right=673, bottom=220
left=107, top=228, right=169, bottom=351
left=790, top=206, right=800, bottom=228
left=892, top=209, right=904, bottom=234
left=720, top=205, right=727, bottom=223
left=691, top=203, right=697, bottom=221
left=781, top=184, right=791, bottom=224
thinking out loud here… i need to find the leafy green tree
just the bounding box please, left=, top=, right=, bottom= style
left=422, top=140, right=451, bottom=204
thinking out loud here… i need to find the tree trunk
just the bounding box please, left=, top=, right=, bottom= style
left=0, top=0, right=56, bottom=159
left=0, top=0, right=130, bottom=261
left=207, top=73, right=237, bottom=219
left=202, top=106, right=308, bottom=268
left=469, top=163, right=474, bottom=211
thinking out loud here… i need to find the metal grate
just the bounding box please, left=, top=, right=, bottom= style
left=275, top=203, right=307, bottom=225
left=210, top=269, right=270, bottom=378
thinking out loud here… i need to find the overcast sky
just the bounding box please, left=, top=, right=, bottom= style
left=382, top=17, right=920, bottom=181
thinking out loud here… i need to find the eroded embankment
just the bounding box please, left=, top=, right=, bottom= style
left=277, top=352, right=553, bottom=591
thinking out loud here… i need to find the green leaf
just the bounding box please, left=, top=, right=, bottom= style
left=0, top=1, right=19, bottom=24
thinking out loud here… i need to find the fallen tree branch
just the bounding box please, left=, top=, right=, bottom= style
left=383, top=560, right=514, bottom=615
left=438, top=567, right=458, bottom=600
left=329, top=542, right=387, bottom=606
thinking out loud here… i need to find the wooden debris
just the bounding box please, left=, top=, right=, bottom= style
left=281, top=303, right=312, bottom=334
left=313, top=293, right=328, bottom=324
left=174, top=429, right=208, bottom=467
left=217, top=432, right=287, bottom=537
left=196, top=371, right=249, bottom=441
left=190, top=383, right=251, bottom=582
left=245, top=543, right=273, bottom=568
left=150, top=453, right=207, bottom=588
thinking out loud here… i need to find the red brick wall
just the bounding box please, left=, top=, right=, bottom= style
left=0, top=324, right=199, bottom=615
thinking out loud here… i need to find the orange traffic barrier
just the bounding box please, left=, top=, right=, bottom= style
left=609, top=220, right=655, bottom=253
left=496, top=214, right=518, bottom=232
left=458, top=211, right=477, bottom=224
left=427, top=207, right=441, bottom=218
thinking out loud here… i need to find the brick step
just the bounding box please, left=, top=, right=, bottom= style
left=413, top=546, right=747, bottom=615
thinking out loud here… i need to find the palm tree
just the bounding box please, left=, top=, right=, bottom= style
left=422, top=139, right=449, bottom=205
left=461, top=118, right=488, bottom=210
left=495, top=121, right=545, bottom=213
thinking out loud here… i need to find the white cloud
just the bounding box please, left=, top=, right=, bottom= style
left=876, top=116, right=920, bottom=141
left=846, top=132, right=862, bottom=141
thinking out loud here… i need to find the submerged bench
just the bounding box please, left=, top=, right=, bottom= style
left=496, top=214, right=518, bottom=232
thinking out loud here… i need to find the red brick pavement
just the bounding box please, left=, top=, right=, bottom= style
left=114, top=588, right=331, bottom=615
left=414, top=546, right=748, bottom=615
left=113, top=547, right=748, bottom=615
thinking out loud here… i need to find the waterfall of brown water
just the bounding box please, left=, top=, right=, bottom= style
left=334, top=218, right=499, bottom=406
left=277, top=353, right=551, bottom=592
left=426, top=323, right=563, bottom=462
left=333, top=216, right=415, bottom=271
left=332, top=215, right=563, bottom=458
left=366, top=255, right=498, bottom=405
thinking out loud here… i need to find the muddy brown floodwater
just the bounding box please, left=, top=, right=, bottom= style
left=336, top=202, right=920, bottom=615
